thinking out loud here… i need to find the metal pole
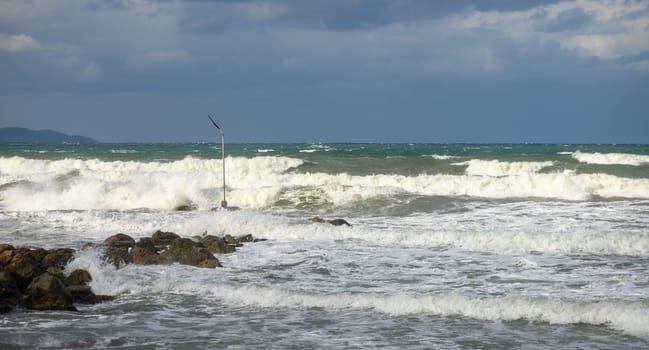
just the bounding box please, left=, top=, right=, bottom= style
left=208, top=115, right=227, bottom=208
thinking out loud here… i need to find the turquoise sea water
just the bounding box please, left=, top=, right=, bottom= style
left=1, top=143, right=648, bottom=349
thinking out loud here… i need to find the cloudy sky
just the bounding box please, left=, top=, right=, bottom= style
left=0, top=0, right=647, bottom=143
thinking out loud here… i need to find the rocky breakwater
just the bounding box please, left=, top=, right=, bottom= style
left=100, top=230, right=264, bottom=269
left=0, top=244, right=113, bottom=313
left=1, top=231, right=264, bottom=313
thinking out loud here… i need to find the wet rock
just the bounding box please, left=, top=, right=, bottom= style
left=0, top=244, right=14, bottom=254
left=309, top=216, right=327, bottom=223
left=199, top=235, right=236, bottom=254
left=66, top=269, right=92, bottom=286
left=308, top=216, right=352, bottom=226
left=131, top=238, right=160, bottom=265
left=46, top=267, right=66, bottom=281
left=28, top=248, right=49, bottom=265
left=237, top=234, right=255, bottom=243
left=23, top=273, right=76, bottom=311
left=104, top=246, right=133, bottom=268
left=42, top=248, right=76, bottom=269
left=0, top=271, right=21, bottom=306
left=0, top=247, right=14, bottom=266
left=327, top=219, right=352, bottom=227
left=104, top=233, right=136, bottom=249
left=6, top=253, right=42, bottom=291
left=68, top=285, right=114, bottom=304
left=151, top=230, right=180, bottom=246
left=160, top=238, right=220, bottom=268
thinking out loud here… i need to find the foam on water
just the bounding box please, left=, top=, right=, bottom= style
left=454, top=159, right=555, bottom=176
left=66, top=248, right=649, bottom=339
left=573, top=151, right=649, bottom=166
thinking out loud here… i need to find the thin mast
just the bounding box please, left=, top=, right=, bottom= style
left=208, top=115, right=227, bottom=208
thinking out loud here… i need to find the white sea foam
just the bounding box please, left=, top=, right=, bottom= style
left=17, top=207, right=646, bottom=256
left=73, top=256, right=649, bottom=340
left=1, top=156, right=649, bottom=211
left=427, top=154, right=457, bottom=160
left=454, top=159, right=555, bottom=176
left=208, top=286, right=649, bottom=337
left=573, top=151, right=649, bottom=166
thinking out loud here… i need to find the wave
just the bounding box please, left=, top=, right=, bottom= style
left=573, top=151, right=649, bottom=166
left=453, top=159, right=554, bottom=176
left=67, top=251, right=647, bottom=339
left=206, top=286, right=649, bottom=338
left=14, top=208, right=648, bottom=256
left=427, top=154, right=457, bottom=160
left=1, top=156, right=649, bottom=211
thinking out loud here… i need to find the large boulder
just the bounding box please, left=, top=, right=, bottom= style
left=0, top=271, right=21, bottom=307
left=5, top=253, right=42, bottom=291
left=66, top=269, right=92, bottom=286
left=42, top=248, right=76, bottom=269
left=104, top=233, right=136, bottom=248
left=151, top=231, right=180, bottom=246
left=131, top=238, right=160, bottom=265
left=0, top=246, right=14, bottom=266
left=23, top=273, right=76, bottom=311
left=103, top=246, right=133, bottom=268
left=160, top=238, right=221, bottom=268
left=199, top=235, right=236, bottom=254
left=68, top=285, right=114, bottom=304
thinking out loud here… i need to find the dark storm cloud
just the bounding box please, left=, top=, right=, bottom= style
left=0, top=0, right=648, bottom=143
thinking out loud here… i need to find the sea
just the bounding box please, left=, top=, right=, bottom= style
left=1, top=143, right=648, bottom=349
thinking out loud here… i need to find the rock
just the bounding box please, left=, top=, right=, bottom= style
left=6, top=253, right=42, bottom=291
left=160, top=238, right=220, bottom=268
left=23, top=273, right=76, bottom=311
left=68, top=285, right=114, bottom=304
left=103, top=246, right=133, bottom=268
left=46, top=267, right=66, bottom=281
left=131, top=238, right=160, bottom=265
left=173, top=203, right=197, bottom=211
left=104, top=233, right=136, bottom=248
left=236, top=234, right=255, bottom=243
left=41, top=248, right=76, bottom=269
left=0, top=271, right=21, bottom=305
left=308, top=216, right=352, bottom=226
left=309, top=216, right=326, bottom=223
left=0, top=301, right=12, bottom=313
left=0, top=247, right=14, bottom=266
left=199, top=235, right=236, bottom=254
left=151, top=230, right=180, bottom=246
left=66, top=269, right=92, bottom=286
left=327, top=219, right=352, bottom=227
left=0, top=244, right=14, bottom=254
left=26, top=248, right=48, bottom=268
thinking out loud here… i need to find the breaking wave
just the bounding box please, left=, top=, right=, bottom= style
left=573, top=151, right=649, bottom=166
left=454, top=159, right=554, bottom=176
left=70, top=253, right=648, bottom=340
left=1, top=156, right=649, bottom=211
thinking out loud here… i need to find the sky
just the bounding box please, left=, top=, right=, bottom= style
left=0, top=0, right=648, bottom=143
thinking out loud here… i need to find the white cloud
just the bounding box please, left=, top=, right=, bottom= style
left=455, top=0, right=649, bottom=62
left=0, top=33, right=40, bottom=53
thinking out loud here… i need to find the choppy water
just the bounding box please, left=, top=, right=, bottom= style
left=1, top=143, right=648, bottom=349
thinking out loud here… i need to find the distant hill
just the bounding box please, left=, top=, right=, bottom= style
left=0, top=127, right=99, bottom=144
